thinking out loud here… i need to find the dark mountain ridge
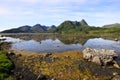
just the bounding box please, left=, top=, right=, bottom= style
left=1, top=24, right=56, bottom=33
left=1, top=19, right=120, bottom=33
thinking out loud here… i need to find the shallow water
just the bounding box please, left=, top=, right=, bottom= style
left=4, top=37, right=83, bottom=53
left=2, top=36, right=120, bottom=53
left=84, top=38, right=120, bottom=53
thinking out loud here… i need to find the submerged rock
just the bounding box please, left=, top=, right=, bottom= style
left=83, top=48, right=118, bottom=67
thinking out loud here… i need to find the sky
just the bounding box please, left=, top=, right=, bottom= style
left=0, top=0, right=120, bottom=31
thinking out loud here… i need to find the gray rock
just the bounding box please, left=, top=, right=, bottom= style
left=92, top=56, right=101, bottom=65
left=83, top=48, right=93, bottom=61
left=83, top=48, right=118, bottom=66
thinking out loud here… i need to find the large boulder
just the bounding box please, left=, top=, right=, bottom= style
left=82, top=48, right=118, bottom=66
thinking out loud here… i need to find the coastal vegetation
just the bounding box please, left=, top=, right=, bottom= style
left=0, top=51, right=13, bottom=80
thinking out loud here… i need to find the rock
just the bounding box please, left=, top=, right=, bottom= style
left=8, top=52, right=15, bottom=56
left=113, top=72, right=118, bottom=76
left=113, top=63, right=120, bottom=69
left=115, top=38, right=118, bottom=41
left=92, top=56, right=101, bottom=65
left=83, top=48, right=93, bottom=61
left=45, top=53, right=52, bottom=57
left=112, top=72, right=120, bottom=80
left=82, top=48, right=118, bottom=66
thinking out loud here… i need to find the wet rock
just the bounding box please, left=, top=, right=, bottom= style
left=16, top=54, right=22, bottom=57
left=39, top=57, right=44, bottom=62
left=45, top=53, right=52, bottom=57
left=8, top=52, right=15, bottom=56
left=44, top=53, right=53, bottom=63
left=115, top=38, right=118, bottom=41
left=111, top=72, right=120, bottom=80
left=53, top=57, right=61, bottom=62
left=45, top=57, right=52, bottom=63
left=113, top=63, right=120, bottom=69
left=83, top=48, right=118, bottom=66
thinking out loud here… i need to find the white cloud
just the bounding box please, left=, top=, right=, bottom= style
left=0, top=0, right=120, bottom=29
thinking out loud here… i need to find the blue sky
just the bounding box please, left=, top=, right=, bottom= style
left=0, top=0, right=120, bottom=31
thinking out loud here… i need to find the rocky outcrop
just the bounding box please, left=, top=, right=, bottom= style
left=82, top=48, right=119, bottom=67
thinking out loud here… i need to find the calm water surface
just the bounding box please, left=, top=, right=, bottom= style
left=3, top=37, right=120, bottom=53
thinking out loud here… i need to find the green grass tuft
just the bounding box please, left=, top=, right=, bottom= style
left=0, top=51, right=13, bottom=80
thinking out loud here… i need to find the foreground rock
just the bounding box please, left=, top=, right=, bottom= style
left=83, top=48, right=119, bottom=67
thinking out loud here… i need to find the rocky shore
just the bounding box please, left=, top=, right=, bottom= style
left=83, top=48, right=119, bottom=67
left=6, top=49, right=120, bottom=80
left=0, top=40, right=120, bottom=80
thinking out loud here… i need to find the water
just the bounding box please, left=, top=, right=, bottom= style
left=4, top=37, right=83, bottom=53
left=84, top=38, right=120, bottom=53
left=2, top=36, right=120, bottom=53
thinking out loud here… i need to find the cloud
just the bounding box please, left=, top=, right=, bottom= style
left=0, top=0, right=120, bottom=30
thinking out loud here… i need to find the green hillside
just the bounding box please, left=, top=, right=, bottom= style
left=54, top=19, right=100, bottom=33
left=103, top=23, right=120, bottom=28
left=55, top=19, right=88, bottom=33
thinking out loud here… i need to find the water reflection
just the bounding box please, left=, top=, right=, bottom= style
left=11, top=39, right=83, bottom=53
left=84, top=38, right=120, bottom=53
left=2, top=36, right=120, bottom=54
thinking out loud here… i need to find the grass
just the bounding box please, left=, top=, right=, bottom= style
left=0, top=51, right=13, bottom=80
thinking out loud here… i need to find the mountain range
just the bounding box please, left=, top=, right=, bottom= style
left=1, top=19, right=120, bottom=33
left=1, top=24, right=56, bottom=33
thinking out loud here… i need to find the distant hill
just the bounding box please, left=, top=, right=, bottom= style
left=103, top=23, right=120, bottom=28
left=89, top=23, right=120, bottom=34
left=54, top=19, right=97, bottom=33
left=1, top=24, right=56, bottom=33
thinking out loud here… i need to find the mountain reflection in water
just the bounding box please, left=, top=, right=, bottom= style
left=3, top=36, right=120, bottom=54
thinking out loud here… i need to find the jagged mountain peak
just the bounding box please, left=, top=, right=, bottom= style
left=80, top=19, right=88, bottom=26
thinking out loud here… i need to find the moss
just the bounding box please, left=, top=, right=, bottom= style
left=21, top=51, right=96, bottom=79
left=0, top=51, right=14, bottom=80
